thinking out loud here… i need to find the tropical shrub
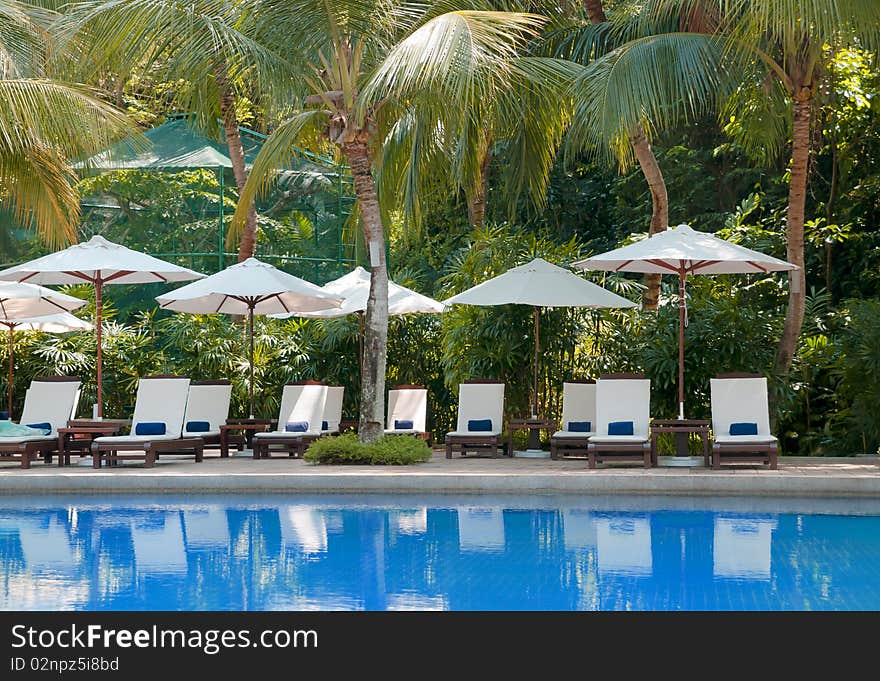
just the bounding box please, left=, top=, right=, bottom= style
left=304, top=433, right=431, bottom=465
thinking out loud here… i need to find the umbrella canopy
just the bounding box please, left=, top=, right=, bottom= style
left=156, top=258, right=343, bottom=418
left=0, top=281, right=87, bottom=319
left=572, top=224, right=798, bottom=419
left=442, top=257, right=637, bottom=419
left=0, top=235, right=204, bottom=416
left=272, top=266, right=445, bottom=318
left=1, top=312, right=93, bottom=419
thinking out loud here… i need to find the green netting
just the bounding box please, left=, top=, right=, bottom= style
left=75, top=114, right=356, bottom=281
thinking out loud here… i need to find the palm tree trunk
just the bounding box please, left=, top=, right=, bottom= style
left=775, top=96, right=811, bottom=376
left=342, top=138, right=388, bottom=443
left=215, top=64, right=258, bottom=262
left=584, top=0, right=607, bottom=23
left=467, top=151, right=492, bottom=229
left=585, top=0, right=670, bottom=310
left=630, top=126, right=669, bottom=310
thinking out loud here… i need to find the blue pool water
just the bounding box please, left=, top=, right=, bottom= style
left=1, top=494, right=879, bottom=611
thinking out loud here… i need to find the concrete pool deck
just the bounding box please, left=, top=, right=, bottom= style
left=0, top=450, right=878, bottom=496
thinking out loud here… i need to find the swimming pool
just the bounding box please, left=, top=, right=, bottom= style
left=2, top=494, right=879, bottom=611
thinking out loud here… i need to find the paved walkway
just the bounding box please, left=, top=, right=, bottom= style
left=0, top=451, right=878, bottom=496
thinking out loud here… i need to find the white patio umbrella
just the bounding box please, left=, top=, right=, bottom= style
left=442, top=257, right=637, bottom=418
left=0, top=235, right=204, bottom=416
left=572, top=224, right=798, bottom=420
left=270, top=266, right=445, bottom=364
left=1, top=312, right=93, bottom=418
left=155, top=257, right=343, bottom=418
left=0, top=282, right=90, bottom=419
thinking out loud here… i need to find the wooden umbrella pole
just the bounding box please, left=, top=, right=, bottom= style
left=678, top=268, right=686, bottom=420
left=7, top=325, right=13, bottom=418
left=95, top=277, right=104, bottom=418
left=248, top=304, right=255, bottom=419
left=533, top=307, right=540, bottom=418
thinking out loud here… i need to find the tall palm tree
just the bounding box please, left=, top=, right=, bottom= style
left=1, top=0, right=132, bottom=246
left=550, top=0, right=673, bottom=309
left=55, top=0, right=289, bottom=261
left=232, top=1, right=566, bottom=441
left=570, top=0, right=880, bottom=376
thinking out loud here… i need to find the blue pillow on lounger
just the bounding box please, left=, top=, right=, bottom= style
left=285, top=421, right=309, bottom=432
left=467, top=419, right=493, bottom=432
left=608, top=421, right=634, bottom=436
left=395, top=419, right=414, bottom=430
left=0, top=410, right=9, bottom=420
left=26, top=422, right=51, bottom=434
left=729, top=422, right=758, bottom=436
left=135, top=422, right=166, bottom=436
left=186, top=421, right=210, bottom=432
left=568, top=421, right=591, bottom=432
left=321, top=421, right=329, bottom=431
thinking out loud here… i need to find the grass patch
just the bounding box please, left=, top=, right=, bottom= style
left=304, top=433, right=432, bottom=465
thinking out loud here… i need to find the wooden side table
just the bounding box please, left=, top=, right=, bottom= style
left=58, top=419, right=130, bottom=467
left=508, top=418, right=557, bottom=456
left=650, top=419, right=711, bottom=467
left=220, top=419, right=274, bottom=457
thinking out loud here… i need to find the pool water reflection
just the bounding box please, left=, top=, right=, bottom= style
left=1, top=494, right=879, bottom=610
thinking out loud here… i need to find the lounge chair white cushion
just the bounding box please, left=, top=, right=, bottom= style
left=320, top=386, right=344, bottom=433
left=384, top=428, right=417, bottom=435
left=713, top=434, right=777, bottom=445
left=588, top=435, right=649, bottom=444
left=263, top=383, right=327, bottom=436
left=710, top=376, right=774, bottom=444
left=445, top=430, right=502, bottom=438
left=594, top=378, right=651, bottom=439
left=447, top=382, right=504, bottom=439
left=253, top=429, right=321, bottom=439
left=551, top=430, right=593, bottom=439
left=559, top=382, right=596, bottom=435
left=94, top=377, right=190, bottom=445
left=386, top=388, right=428, bottom=433
left=14, top=379, right=81, bottom=438
left=183, top=383, right=232, bottom=435
left=0, top=435, right=55, bottom=444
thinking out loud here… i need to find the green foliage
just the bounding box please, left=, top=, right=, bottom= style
left=831, top=299, right=880, bottom=455
left=304, top=433, right=431, bottom=465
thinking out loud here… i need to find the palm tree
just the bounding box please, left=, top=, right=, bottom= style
left=1, top=0, right=132, bottom=246
left=570, top=0, right=880, bottom=376
left=55, top=0, right=288, bottom=261
left=551, top=0, right=673, bottom=310
left=232, top=1, right=564, bottom=441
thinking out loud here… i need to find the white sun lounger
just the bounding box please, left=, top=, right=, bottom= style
left=91, top=375, right=204, bottom=468
left=181, top=380, right=234, bottom=452
left=551, top=380, right=596, bottom=459
left=252, top=382, right=328, bottom=459
left=320, top=385, right=345, bottom=435
left=588, top=374, right=652, bottom=469
left=0, top=377, right=81, bottom=469
left=710, top=373, right=778, bottom=469
left=445, top=380, right=505, bottom=458
left=385, top=385, right=429, bottom=439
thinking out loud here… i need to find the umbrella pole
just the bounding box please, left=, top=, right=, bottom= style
left=678, top=268, right=686, bottom=420
left=248, top=305, right=255, bottom=419
left=95, top=277, right=104, bottom=418
left=7, top=326, right=13, bottom=418
left=533, top=307, right=540, bottom=419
